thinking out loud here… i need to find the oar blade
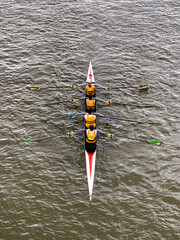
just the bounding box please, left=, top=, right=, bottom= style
left=148, top=122, right=158, bottom=125
left=105, top=87, right=111, bottom=90
left=104, top=101, right=112, bottom=104
left=68, top=114, right=76, bottom=118
left=70, top=99, right=79, bottom=102
left=139, top=85, right=149, bottom=91
left=27, top=87, right=40, bottom=91
left=107, top=133, right=114, bottom=137
left=20, top=140, right=33, bottom=142
left=147, top=140, right=161, bottom=145
left=67, top=131, right=74, bottom=135
left=144, top=105, right=152, bottom=108
left=106, top=116, right=114, bottom=120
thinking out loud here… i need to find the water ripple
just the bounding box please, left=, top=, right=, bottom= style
left=0, top=0, right=180, bottom=239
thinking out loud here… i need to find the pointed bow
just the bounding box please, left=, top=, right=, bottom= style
left=86, top=61, right=95, bottom=83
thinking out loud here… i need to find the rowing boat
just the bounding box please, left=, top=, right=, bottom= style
left=23, top=62, right=162, bottom=201
left=84, top=61, right=97, bottom=201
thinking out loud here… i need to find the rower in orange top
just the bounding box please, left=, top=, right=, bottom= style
left=85, top=82, right=96, bottom=97
left=86, top=95, right=96, bottom=111
left=86, top=125, right=97, bottom=144
left=84, top=109, right=96, bottom=129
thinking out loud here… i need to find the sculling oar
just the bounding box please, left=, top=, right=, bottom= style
left=100, top=115, right=158, bottom=125
left=41, top=112, right=85, bottom=122
left=26, top=83, right=87, bottom=91
left=27, top=85, right=78, bottom=91
left=20, top=132, right=75, bottom=143
left=95, top=84, right=148, bottom=91
left=101, top=100, right=152, bottom=108
left=107, top=133, right=161, bottom=145
left=68, top=113, right=85, bottom=118
left=44, top=98, right=84, bottom=106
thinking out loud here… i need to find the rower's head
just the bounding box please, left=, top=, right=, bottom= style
left=89, top=95, right=92, bottom=100
left=88, top=82, right=91, bottom=86
left=88, top=108, right=93, bottom=114
left=89, top=125, right=94, bottom=131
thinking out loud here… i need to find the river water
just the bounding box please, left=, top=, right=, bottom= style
left=0, top=0, right=180, bottom=239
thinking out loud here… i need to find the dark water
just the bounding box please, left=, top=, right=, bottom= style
left=0, top=0, right=180, bottom=239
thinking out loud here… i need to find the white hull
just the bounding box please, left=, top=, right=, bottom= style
left=85, top=61, right=97, bottom=201
left=85, top=150, right=96, bottom=201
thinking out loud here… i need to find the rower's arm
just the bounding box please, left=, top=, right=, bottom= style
left=92, top=85, right=96, bottom=90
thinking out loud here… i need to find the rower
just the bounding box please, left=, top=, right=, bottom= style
left=84, top=109, right=96, bottom=129
left=86, top=95, right=96, bottom=111
left=85, top=82, right=96, bottom=96
left=86, top=125, right=97, bottom=144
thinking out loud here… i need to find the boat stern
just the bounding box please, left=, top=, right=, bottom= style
left=85, top=150, right=96, bottom=201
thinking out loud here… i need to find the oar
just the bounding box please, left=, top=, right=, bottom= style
left=102, top=115, right=157, bottom=125
left=107, top=133, right=161, bottom=145
left=45, top=98, right=84, bottom=106
left=103, top=100, right=152, bottom=108
left=68, top=113, right=85, bottom=118
left=40, top=112, right=85, bottom=122
left=27, top=85, right=78, bottom=91
left=95, top=84, right=148, bottom=91
left=20, top=131, right=75, bottom=143
left=95, top=97, right=152, bottom=108
left=26, top=83, right=87, bottom=91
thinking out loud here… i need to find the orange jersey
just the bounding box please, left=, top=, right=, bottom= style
left=85, top=114, right=96, bottom=129
left=85, top=84, right=96, bottom=96
left=86, top=129, right=96, bottom=143
left=86, top=99, right=95, bottom=110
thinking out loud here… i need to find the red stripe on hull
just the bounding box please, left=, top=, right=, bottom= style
left=89, top=69, right=92, bottom=80
left=88, top=153, right=94, bottom=178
